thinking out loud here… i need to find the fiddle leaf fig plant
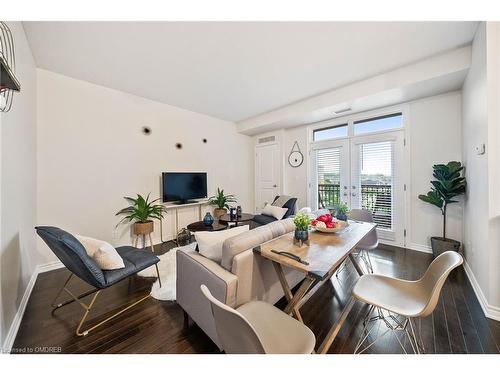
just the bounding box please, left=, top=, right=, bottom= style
left=418, top=161, right=466, bottom=238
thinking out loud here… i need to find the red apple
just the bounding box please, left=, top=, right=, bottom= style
left=317, top=215, right=328, bottom=223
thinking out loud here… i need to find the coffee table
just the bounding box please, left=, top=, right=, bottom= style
left=219, top=213, right=254, bottom=227
left=186, top=220, right=227, bottom=232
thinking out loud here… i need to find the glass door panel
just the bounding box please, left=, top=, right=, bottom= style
left=311, top=139, right=349, bottom=211
left=350, top=131, right=404, bottom=245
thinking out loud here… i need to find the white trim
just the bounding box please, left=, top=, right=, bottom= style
left=463, top=260, right=500, bottom=321
left=3, top=260, right=64, bottom=353
left=3, top=267, right=39, bottom=352
left=37, top=260, right=64, bottom=273
left=406, top=242, right=433, bottom=254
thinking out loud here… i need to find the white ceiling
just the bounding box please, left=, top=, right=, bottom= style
left=23, top=22, right=478, bottom=122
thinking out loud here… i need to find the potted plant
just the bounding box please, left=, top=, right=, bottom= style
left=334, top=202, right=349, bottom=221
left=208, top=188, right=237, bottom=218
left=294, top=212, right=312, bottom=244
left=115, top=193, right=167, bottom=236
left=418, top=161, right=466, bottom=257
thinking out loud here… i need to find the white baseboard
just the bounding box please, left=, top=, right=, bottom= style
left=3, top=266, right=39, bottom=352
left=3, top=260, right=64, bottom=352
left=406, top=242, right=433, bottom=254
left=37, top=260, right=64, bottom=273
left=463, top=261, right=500, bottom=321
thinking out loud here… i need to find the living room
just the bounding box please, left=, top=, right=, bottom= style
left=1, top=1, right=500, bottom=373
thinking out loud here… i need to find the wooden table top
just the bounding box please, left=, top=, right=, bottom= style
left=254, top=221, right=376, bottom=280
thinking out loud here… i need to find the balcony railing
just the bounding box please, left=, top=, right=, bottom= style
left=318, top=183, right=392, bottom=229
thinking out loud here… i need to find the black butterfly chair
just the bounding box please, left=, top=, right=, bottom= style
left=36, top=226, right=161, bottom=336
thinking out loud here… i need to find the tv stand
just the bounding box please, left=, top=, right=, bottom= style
left=159, top=200, right=209, bottom=244
left=171, top=200, right=198, bottom=205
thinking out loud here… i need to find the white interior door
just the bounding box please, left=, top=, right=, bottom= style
left=311, top=139, right=350, bottom=211
left=255, top=142, right=281, bottom=212
left=350, top=131, right=405, bottom=245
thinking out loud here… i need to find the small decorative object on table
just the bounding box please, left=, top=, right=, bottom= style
left=229, top=207, right=237, bottom=219
left=333, top=202, right=349, bottom=221
left=203, top=212, right=214, bottom=226
left=208, top=187, right=237, bottom=218
left=177, top=228, right=192, bottom=246
left=293, top=212, right=312, bottom=247
left=236, top=205, right=242, bottom=217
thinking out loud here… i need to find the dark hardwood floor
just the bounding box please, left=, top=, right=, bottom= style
left=12, top=242, right=500, bottom=354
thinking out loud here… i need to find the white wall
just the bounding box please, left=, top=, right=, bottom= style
left=283, top=126, right=309, bottom=210
left=262, top=92, right=463, bottom=252
left=408, top=92, right=463, bottom=250
left=462, top=23, right=491, bottom=301
left=37, top=69, right=253, bottom=263
left=462, top=22, right=500, bottom=317
left=0, top=22, right=38, bottom=347
left=487, top=22, right=500, bottom=311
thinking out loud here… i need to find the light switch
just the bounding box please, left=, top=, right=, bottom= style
left=475, top=143, right=486, bottom=155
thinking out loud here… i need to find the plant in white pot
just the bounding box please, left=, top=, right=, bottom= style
left=418, top=161, right=466, bottom=257
left=115, top=193, right=167, bottom=241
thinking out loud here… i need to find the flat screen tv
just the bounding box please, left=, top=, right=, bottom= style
left=162, top=172, right=207, bottom=204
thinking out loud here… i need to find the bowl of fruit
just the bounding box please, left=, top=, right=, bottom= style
left=311, top=213, right=349, bottom=233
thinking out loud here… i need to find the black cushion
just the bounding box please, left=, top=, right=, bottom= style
left=36, top=226, right=159, bottom=289
left=103, top=246, right=159, bottom=286
left=252, top=214, right=277, bottom=226
left=271, top=196, right=298, bottom=219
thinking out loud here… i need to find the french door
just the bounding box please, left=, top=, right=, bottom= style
left=311, top=130, right=405, bottom=246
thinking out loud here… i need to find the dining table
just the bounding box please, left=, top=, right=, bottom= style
left=253, top=220, right=376, bottom=354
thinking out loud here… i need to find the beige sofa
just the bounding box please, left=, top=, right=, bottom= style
left=176, top=218, right=304, bottom=349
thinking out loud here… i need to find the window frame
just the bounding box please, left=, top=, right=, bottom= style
left=353, top=112, right=403, bottom=136
left=308, top=104, right=407, bottom=144
left=312, top=122, right=349, bottom=142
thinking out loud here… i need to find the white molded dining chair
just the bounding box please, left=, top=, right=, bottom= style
left=336, top=208, right=378, bottom=277
left=200, top=284, right=316, bottom=354
left=351, top=251, right=463, bottom=354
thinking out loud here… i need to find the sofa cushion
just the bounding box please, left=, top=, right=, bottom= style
left=195, top=225, right=249, bottom=263
left=261, top=203, right=288, bottom=220
left=253, top=214, right=278, bottom=226
left=272, top=196, right=297, bottom=219
left=221, top=218, right=295, bottom=271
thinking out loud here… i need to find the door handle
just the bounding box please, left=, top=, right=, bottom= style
left=351, top=193, right=357, bottom=197
left=273, top=184, right=277, bottom=188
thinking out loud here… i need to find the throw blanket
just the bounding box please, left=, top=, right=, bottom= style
left=272, top=195, right=292, bottom=207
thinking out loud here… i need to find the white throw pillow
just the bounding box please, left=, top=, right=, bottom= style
left=261, top=203, right=288, bottom=220
left=195, top=225, right=250, bottom=263
left=76, top=235, right=125, bottom=270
